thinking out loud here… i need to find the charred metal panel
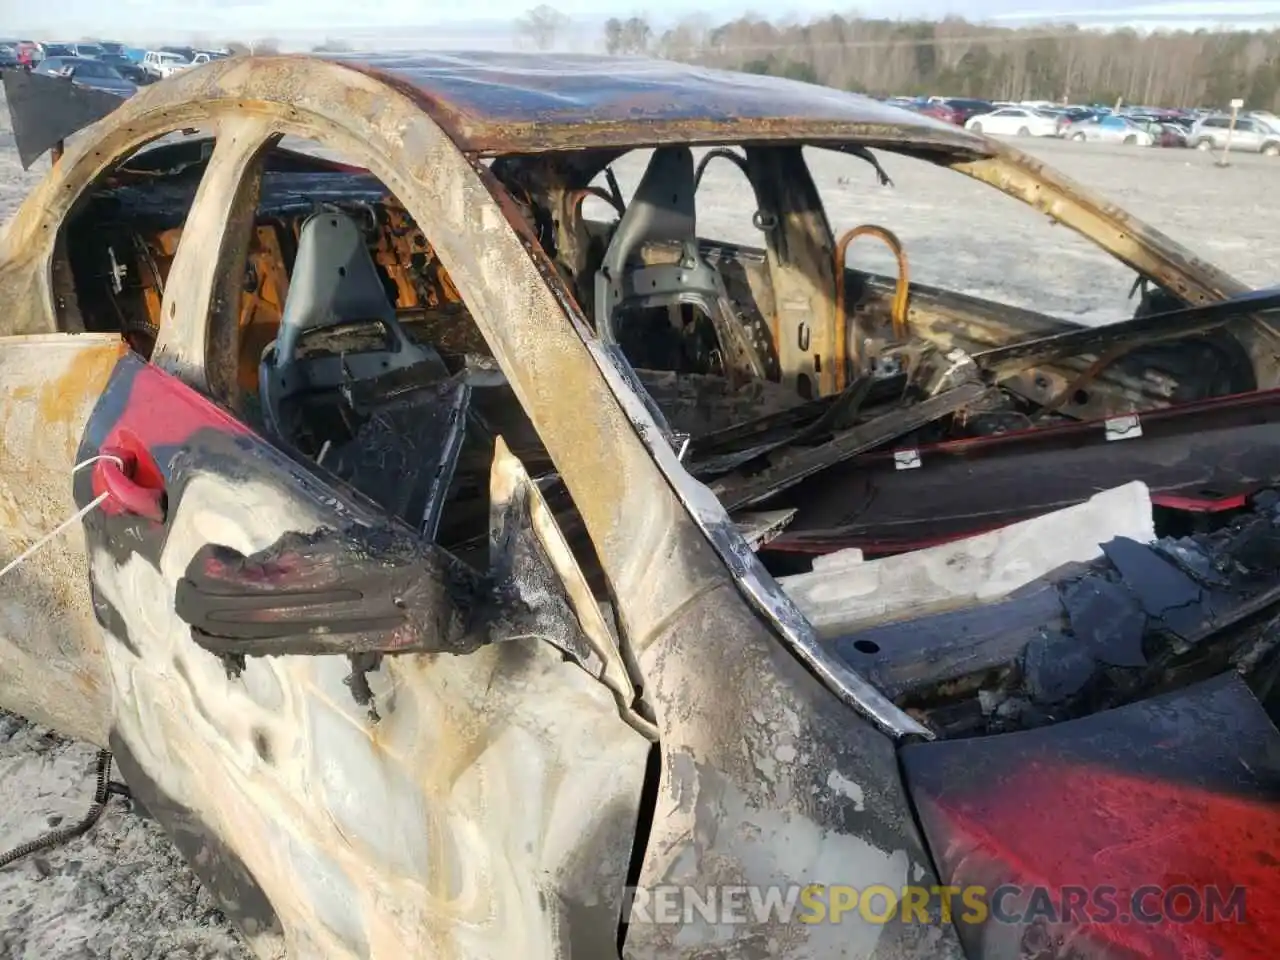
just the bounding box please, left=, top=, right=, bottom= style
left=834, top=581, right=1069, bottom=700
left=902, top=674, right=1280, bottom=959
left=488, top=438, right=648, bottom=733
left=766, top=385, right=1280, bottom=556
left=3, top=68, right=128, bottom=169
left=623, top=578, right=968, bottom=960
left=0, top=333, right=125, bottom=746
left=715, top=381, right=990, bottom=511
left=858, top=272, right=1256, bottom=422
left=976, top=286, right=1280, bottom=376
left=743, top=145, right=839, bottom=398
left=6, top=50, right=982, bottom=161
left=109, top=732, right=286, bottom=949
left=348, top=51, right=952, bottom=126
left=335, top=52, right=979, bottom=153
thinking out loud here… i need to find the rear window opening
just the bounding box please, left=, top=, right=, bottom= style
left=55, top=132, right=616, bottom=591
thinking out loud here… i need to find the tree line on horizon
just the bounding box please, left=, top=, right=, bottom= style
left=517, top=6, right=1280, bottom=112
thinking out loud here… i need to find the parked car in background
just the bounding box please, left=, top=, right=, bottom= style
left=98, top=52, right=150, bottom=85
left=964, top=105, right=1061, bottom=137
left=33, top=56, right=137, bottom=97
left=160, top=46, right=200, bottom=63
left=39, top=41, right=107, bottom=60
left=1037, top=106, right=1074, bottom=127
left=1063, top=115, right=1155, bottom=146
left=1058, top=106, right=1101, bottom=123
left=97, top=41, right=128, bottom=57
left=915, top=101, right=963, bottom=125
left=14, top=41, right=42, bottom=68
left=940, top=97, right=994, bottom=124
left=66, top=42, right=107, bottom=59
left=0, top=42, right=18, bottom=69
left=191, top=50, right=229, bottom=65
left=1127, top=117, right=1188, bottom=147
left=1188, top=114, right=1280, bottom=155
left=141, top=49, right=191, bottom=80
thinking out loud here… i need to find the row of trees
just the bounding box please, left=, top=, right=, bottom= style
left=695, top=15, right=1280, bottom=109
left=514, top=6, right=1280, bottom=111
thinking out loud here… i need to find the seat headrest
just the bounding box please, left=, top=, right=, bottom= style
left=275, top=211, right=396, bottom=365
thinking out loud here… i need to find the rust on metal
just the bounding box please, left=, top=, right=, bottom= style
left=0, top=334, right=126, bottom=747
left=334, top=52, right=987, bottom=157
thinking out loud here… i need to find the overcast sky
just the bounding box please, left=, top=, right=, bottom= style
left=4, top=0, right=1276, bottom=44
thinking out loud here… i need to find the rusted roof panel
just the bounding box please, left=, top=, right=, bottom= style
left=2, top=52, right=986, bottom=162
left=339, top=52, right=986, bottom=154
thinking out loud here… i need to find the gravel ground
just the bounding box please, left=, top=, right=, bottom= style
left=1, top=83, right=1278, bottom=960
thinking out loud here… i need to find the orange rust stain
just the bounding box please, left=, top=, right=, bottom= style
left=235, top=225, right=290, bottom=393
left=37, top=341, right=127, bottom=428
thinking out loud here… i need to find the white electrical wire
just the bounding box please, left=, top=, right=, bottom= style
left=0, top=454, right=126, bottom=582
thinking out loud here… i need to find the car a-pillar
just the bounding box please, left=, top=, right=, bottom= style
left=743, top=146, right=840, bottom=399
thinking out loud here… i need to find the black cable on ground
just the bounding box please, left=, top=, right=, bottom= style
left=0, top=749, right=129, bottom=870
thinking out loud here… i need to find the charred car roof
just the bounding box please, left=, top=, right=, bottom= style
left=338, top=51, right=984, bottom=154
left=3, top=51, right=987, bottom=168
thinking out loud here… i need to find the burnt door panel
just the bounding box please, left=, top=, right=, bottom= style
left=71, top=352, right=650, bottom=959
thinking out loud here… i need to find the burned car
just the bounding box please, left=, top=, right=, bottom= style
left=1, top=54, right=1279, bottom=959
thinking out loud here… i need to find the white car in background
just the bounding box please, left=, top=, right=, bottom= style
left=964, top=106, right=1061, bottom=137
left=141, top=49, right=191, bottom=80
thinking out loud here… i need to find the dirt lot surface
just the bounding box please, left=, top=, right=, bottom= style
left=1, top=79, right=1277, bottom=959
